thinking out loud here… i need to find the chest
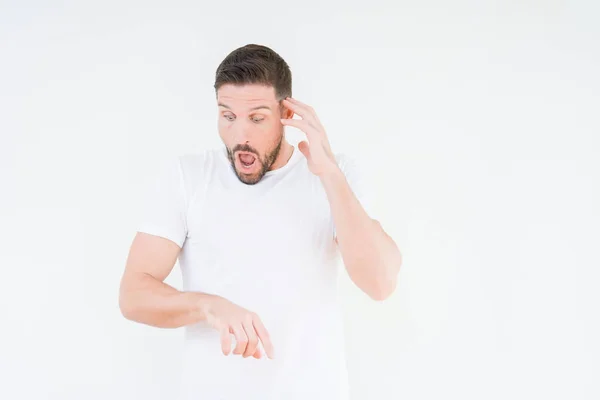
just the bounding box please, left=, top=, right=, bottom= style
left=180, top=179, right=340, bottom=307
left=193, top=177, right=334, bottom=248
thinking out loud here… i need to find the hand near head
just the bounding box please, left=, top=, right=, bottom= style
left=280, top=97, right=339, bottom=177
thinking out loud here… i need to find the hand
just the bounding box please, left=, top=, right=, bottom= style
left=280, top=97, right=339, bottom=177
left=203, top=295, right=275, bottom=359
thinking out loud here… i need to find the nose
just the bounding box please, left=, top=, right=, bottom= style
left=231, top=121, right=254, bottom=147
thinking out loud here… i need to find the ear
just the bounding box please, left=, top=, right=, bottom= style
left=280, top=101, right=294, bottom=119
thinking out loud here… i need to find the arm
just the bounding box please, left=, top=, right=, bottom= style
left=321, top=168, right=402, bottom=301
left=279, top=97, right=401, bottom=301
left=118, top=231, right=210, bottom=328
left=118, top=232, right=275, bottom=359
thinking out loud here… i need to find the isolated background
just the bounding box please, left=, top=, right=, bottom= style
left=1, top=1, right=599, bottom=399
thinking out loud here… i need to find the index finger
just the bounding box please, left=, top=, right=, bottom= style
left=253, top=316, right=275, bottom=359
left=284, top=97, right=312, bottom=112
left=282, top=98, right=320, bottom=126
left=220, top=325, right=232, bottom=356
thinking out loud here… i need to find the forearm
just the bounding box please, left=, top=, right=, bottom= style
left=320, top=168, right=402, bottom=300
left=119, top=272, right=212, bottom=329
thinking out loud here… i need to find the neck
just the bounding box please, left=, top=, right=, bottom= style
left=268, top=140, right=294, bottom=171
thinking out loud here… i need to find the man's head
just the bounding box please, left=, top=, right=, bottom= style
left=214, top=44, right=294, bottom=185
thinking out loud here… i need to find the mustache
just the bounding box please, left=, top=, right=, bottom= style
left=232, top=144, right=259, bottom=156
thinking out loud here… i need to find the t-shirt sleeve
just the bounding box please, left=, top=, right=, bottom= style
left=136, top=156, right=188, bottom=248
left=334, top=153, right=377, bottom=237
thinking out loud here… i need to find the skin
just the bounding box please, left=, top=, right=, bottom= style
left=118, top=83, right=402, bottom=362
left=217, top=84, right=295, bottom=185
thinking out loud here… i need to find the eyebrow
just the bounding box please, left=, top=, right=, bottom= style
left=218, top=103, right=272, bottom=112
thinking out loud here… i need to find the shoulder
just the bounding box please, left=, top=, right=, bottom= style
left=176, top=147, right=223, bottom=180
left=168, top=148, right=223, bottom=204
left=332, top=151, right=370, bottom=199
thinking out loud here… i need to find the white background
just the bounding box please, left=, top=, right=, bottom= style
left=1, top=1, right=599, bottom=399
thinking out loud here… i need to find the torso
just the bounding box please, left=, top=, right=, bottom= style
left=176, top=145, right=349, bottom=400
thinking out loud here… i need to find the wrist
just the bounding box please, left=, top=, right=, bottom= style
left=318, top=165, right=345, bottom=191
left=189, top=292, right=217, bottom=323
left=318, top=163, right=343, bottom=182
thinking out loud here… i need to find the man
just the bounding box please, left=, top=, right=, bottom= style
left=119, top=44, right=402, bottom=399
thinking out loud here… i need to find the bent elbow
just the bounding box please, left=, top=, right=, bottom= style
left=368, top=277, right=397, bottom=301
left=119, top=296, right=133, bottom=320
left=368, top=259, right=401, bottom=301
left=118, top=287, right=139, bottom=321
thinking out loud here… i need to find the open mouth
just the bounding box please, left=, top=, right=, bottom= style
left=238, top=152, right=257, bottom=170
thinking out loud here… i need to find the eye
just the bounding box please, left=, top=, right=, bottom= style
left=224, top=114, right=235, bottom=121
left=252, top=117, right=264, bottom=123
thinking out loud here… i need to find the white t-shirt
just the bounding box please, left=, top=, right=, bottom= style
left=137, top=144, right=373, bottom=400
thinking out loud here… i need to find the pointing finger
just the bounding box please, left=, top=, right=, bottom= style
left=253, top=316, right=275, bottom=359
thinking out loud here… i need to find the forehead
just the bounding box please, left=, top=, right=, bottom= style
left=217, top=84, right=278, bottom=111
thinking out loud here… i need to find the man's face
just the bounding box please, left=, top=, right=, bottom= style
left=217, top=84, right=288, bottom=185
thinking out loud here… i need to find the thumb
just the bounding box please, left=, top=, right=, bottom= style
left=298, top=140, right=310, bottom=159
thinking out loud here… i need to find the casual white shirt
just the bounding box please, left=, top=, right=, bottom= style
left=137, top=144, right=372, bottom=400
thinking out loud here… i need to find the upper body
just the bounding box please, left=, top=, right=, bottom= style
left=139, top=146, right=368, bottom=398
left=119, top=44, right=402, bottom=400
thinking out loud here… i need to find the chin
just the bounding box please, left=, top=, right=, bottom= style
left=236, top=172, right=262, bottom=185
left=234, top=164, right=265, bottom=185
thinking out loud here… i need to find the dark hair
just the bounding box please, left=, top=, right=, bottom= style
left=214, top=44, right=292, bottom=102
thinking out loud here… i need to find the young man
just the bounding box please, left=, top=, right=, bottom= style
left=119, top=44, right=402, bottom=399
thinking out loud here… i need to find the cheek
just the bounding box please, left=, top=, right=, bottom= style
left=260, top=125, right=281, bottom=146
left=217, top=118, right=228, bottom=131
left=217, top=120, right=232, bottom=140
left=261, top=120, right=279, bottom=137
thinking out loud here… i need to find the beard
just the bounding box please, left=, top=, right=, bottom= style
left=226, top=132, right=284, bottom=185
